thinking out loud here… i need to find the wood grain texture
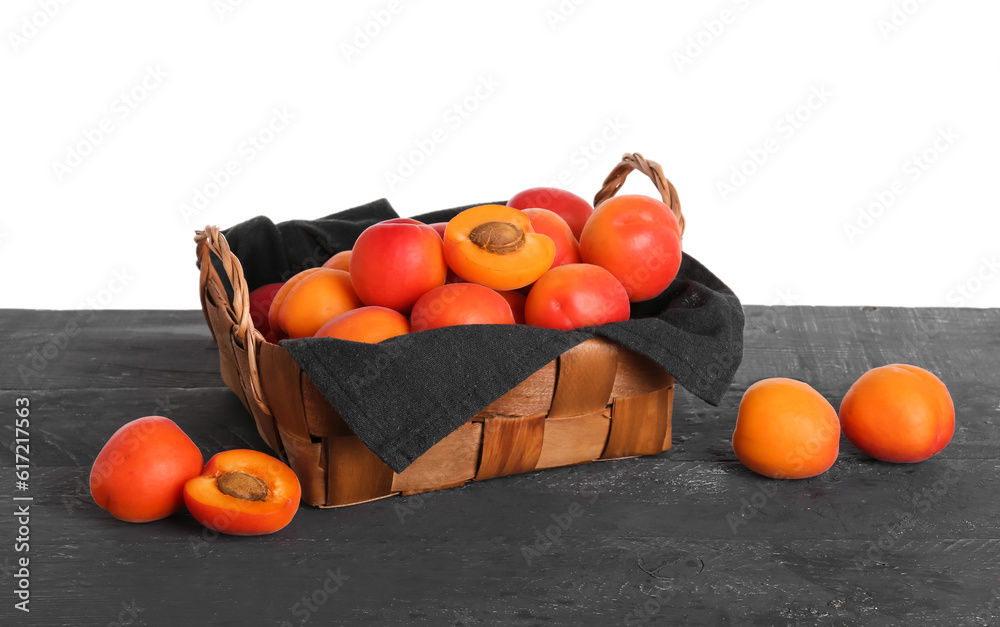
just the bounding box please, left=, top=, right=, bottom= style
left=0, top=306, right=998, bottom=626
left=475, top=414, right=546, bottom=480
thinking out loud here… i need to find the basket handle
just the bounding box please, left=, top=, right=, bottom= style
left=194, top=225, right=268, bottom=409
left=594, top=152, right=685, bottom=237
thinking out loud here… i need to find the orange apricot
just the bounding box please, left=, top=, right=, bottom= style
left=732, top=378, right=840, bottom=479
left=410, top=283, right=515, bottom=332
left=322, top=250, right=351, bottom=272
left=183, top=449, right=301, bottom=536
left=267, top=268, right=323, bottom=341
left=443, top=204, right=555, bottom=291
left=275, top=269, right=362, bottom=339
left=314, top=306, right=410, bottom=343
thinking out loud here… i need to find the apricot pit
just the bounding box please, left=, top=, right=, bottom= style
left=217, top=471, right=268, bottom=502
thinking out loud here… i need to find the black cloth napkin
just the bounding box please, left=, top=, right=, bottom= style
left=219, top=200, right=745, bottom=473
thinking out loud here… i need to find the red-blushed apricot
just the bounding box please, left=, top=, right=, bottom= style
left=314, top=306, right=411, bottom=343
left=443, top=205, right=555, bottom=291
left=525, top=264, right=630, bottom=330
left=428, top=222, right=448, bottom=240
left=839, top=364, right=955, bottom=463
left=276, top=269, right=362, bottom=339
left=322, top=250, right=352, bottom=272
left=183, top=449, right=301, bottom=536
left=91, top=416, right=204, bottom=523
left=508, top=187, right=594, bottom=240
left=579, top=194, right=682, bottom=302
left=410, top=283, right=515, bottom=332
left=496, top=290, right=527, bottom=324
left=522, top=208, right=581, bottom=269
left=248, top=282, right=283, bottom=343
left=267, top=268, right=323, bottom=341
left=350, top=219, right=447, bottom=313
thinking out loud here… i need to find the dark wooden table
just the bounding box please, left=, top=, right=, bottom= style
left=1, top=307, right=998, bottom=626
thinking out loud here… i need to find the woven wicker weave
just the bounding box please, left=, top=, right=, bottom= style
left=195, top=153, right=684, bottom=507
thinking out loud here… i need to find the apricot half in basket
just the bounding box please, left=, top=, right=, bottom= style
left=443, top=205, right=555, bottom=291
left=184, top=449, right=301, bottom=536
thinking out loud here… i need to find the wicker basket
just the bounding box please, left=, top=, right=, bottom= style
left=195, top=153, right=685, bottom=507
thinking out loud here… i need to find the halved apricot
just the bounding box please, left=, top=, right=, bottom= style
left=443, top=205, right=555, bottom=291
left=183, top=449, right=301, bottom=536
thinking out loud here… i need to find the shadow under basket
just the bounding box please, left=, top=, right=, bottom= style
left=195, top=152, right=681, bottom=507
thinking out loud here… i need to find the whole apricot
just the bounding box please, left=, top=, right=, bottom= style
left=410, top=283, right=515, bottom=331
left=91, top=416, right=204, bottom=523
left=276, top=268, right=362, bottom=339
left=322, top=250, right=351, bottom=272
left=524, top=264, right=630, bottom=330
left=350, top=219, right=447, bottom=313
left=839, top=364, right=954, bottom=463
left=315, top=306, right=410, bottom=343
left=248, top=282, right=283, bottom=343
left=579, top=194, right=682, bottom=302
left=522, top=208, right=581, bottom=269
left=267, top=268, right=323, bottom=341
left=496, top=290, right=527, bottom=324
left=508, top=187, right=594, bottom=240
left=732, top=378, right=840, bottom=479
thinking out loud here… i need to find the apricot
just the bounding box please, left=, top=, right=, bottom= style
left=267, top=267, right=323, bottom=342
left=315, top=306, right=410, bottom=343
left=732, top=378, right=840, bottom=479
left=496, top=290, right=526, bottom=325
left=351, top=219, right=447, bottom=313
left=443, top=205, right=555, bottom=291
left=579, top=194, right=682, bottom=302
left=508, top=187, right=593, bottom=240
left=91, top=416, right=204, bottom=523
left=410, top=283, right=515, bottom=332
left=322, top=250, right=351, bottom=272
left=428, top=222, right=448, bottom=240
left=524, top=264, right=630, bottom=330
left=839, top=364, right=954, bottom=463
left=522, top=208, right=581, bottom=269
left=248, top=282, right=283, bottom=343
left=184, top=449, right=301, bottom=536
left=276, top=269, right=362, bottom=339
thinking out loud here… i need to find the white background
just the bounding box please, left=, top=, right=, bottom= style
left=2, top=0, right=998, bottom=310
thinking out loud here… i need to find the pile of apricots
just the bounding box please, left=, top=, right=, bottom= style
left=91, top=416, right=301, bottom=535
left=248, top=187, right=684, bottom=343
